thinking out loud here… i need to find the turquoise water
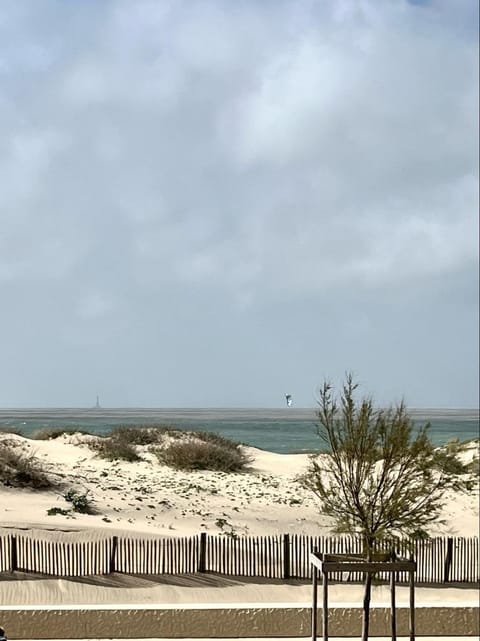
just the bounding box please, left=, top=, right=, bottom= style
left=0, top=408, right=478, bottom=454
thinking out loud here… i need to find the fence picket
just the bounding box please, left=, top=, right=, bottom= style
left=0, top=531, right=477, bottom=582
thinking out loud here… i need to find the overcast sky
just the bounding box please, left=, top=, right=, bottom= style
left=0, top=0, right=478, bottom=409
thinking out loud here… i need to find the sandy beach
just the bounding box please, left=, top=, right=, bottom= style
left=0, top=432, right=478, bottom=539
left=0, top=432, right=479, bottom=539
left=0, top=431, right=478, bottom=614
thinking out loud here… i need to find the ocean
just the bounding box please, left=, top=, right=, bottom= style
left=0, top=408, right=478, bottom=454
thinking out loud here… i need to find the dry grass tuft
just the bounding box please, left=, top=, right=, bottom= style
left=0, top=440, right=58, bottom=489
left=156, top=432, right=251, bottom=472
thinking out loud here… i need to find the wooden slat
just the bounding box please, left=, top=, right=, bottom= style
left=0, top=532, right=477, bottom=583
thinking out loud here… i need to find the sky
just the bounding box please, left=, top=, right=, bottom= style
left=0, top=0, right=478, bottom=409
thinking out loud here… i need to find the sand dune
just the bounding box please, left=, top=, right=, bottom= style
left=0, top=432, right=478, bottom=539
left=0, top=432, right=478, bottom=611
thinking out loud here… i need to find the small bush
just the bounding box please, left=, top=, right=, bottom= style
left=32, top=427, right=91, bottom=440
left=466, top=456, right=480, bottom=477
left=193, top=430, right=241, bottom=450
left=91, top=424, right=184, bottom=461
left=0, top=425, right=24, bottom=436
left=106, top=424, right=177, bottom=445
left=0, top=442, right=57, bottom=489
left=433, top=450, right=469, bottom=476
left=47, top=507, right=70, bottom=516
left=156, top=437, right=250, bottom=472
left=64, top=489, right=94, bottom=514
left=444, top=438, right=472, bottom=455
left=92, top=437, right=142, bottom=462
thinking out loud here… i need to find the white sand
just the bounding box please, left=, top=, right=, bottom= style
left=0, top=570, right=478, bottom=606
left=0, top=433, right=478, bottom=538
left=0, top=433, right=478, bottom=608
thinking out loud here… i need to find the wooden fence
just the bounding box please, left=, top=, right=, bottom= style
left=0, top=533, right=478, bottom=583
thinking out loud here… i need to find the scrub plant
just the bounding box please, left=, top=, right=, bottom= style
left=301, top=374, right=472, bottom=641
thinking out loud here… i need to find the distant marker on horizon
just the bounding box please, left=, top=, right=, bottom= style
left=95, top=395, right=101, bottom=409
left=285, top=394, right=292, bottom=408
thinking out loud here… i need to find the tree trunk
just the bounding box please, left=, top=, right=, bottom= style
left=362, top=540, right=374, bottom=641
left=362, top=570, right=373, bottom=641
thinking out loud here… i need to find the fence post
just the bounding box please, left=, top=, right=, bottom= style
left=110, top=536, right=118, bottom=573
left=283, top=533, right=290, bottom=579
left=198, top=532, right=207, bottom=573
left=10, top=535, right=17, bottom=572
left=443, top=537, right=453, bottom=583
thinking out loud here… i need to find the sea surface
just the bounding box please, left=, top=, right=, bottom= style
left=0, top=408, right=478, bottom=454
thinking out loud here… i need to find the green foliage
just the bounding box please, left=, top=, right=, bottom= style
left=466, top=454, right=480, bottom=478
left=156, top=434, right=251, bottom=472
left=106, top=424, right=178, bottom=445
left=301, top=375, right=472, bottom=549
left=0, top=441, right=57, bottom=489
left=444, top=438, right=464, bottom=455
left=32, top=427, right=90, bottom=440
left=193, top=430, right=242, bottom=450
left=47, top=507, right=70, bottom=516
left=91, top=436, right=142, bottom=462
left=432, top=449, right=469, bottom=477
left=0, top=425, right=24, bottom=436
left=63, top=489, right=94, bottom=514
left=90, top=424, right=184, bottom=461
left=301, top=375, right=474, bottom=641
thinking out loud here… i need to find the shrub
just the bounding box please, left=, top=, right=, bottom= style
left=156, top=437, right=250, bottom=472
left=106, top=424, right=177, bottom=445
left=47, top=507, right=70, bottom=516
left=466, top=456, right=480, bottom=477
left=444, top=438, right=460, bottom=454
left=193, top=430, right=241, bottom=450
left=433, top=449, right=468, bottom=476
left=32, top=427, right=91, bottom=440
left=91, top=437, right=142, bottom=462
left=0, top=425, right=24, bottom=436
left=63, top=489, right=95, bottom=514
left=0, top=442, right=57, bottom=489
left=90, top=424, right=186, bottom=461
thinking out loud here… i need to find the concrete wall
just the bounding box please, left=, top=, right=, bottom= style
left=0, top=603, right=478, bottom=638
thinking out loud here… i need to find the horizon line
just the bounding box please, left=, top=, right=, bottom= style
left=0, top=405, right=478, bottom=413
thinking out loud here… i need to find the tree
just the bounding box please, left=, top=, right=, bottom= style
left=302, top=374, right=471, bottom=641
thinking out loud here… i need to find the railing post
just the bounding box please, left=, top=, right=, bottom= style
left=10, top=535, right=17, bottom=572
left=322, top=567, right=329, bottom=641
left=110, top=536, right=118, bottom=573
left=390, top=565, right=397, bottom=641
left=409, top=567, right=415, bottom=641
left=198, top=532, right=207, bottom=573
left=283, top=533, right=290, bottom=579
left=443, top=537, right=453, bottom=583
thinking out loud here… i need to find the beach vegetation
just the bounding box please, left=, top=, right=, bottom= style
left=32, top=427, right=90, bottom=439
left=0, top=425, right=24, bottom=436
left=465, top=453, right=479, bottom=478
left=432, top=449, right=470, bottom=477
left=106, top=424, right=180, bottom=444
left=0, top=441, right=57, bottom=489
left=301, top=374, right=473, bottom=641
left=215, top=517, right=228, bottom=529
left=47, top=506, right=70, bottom=516
left=90, top=435, right=142, bottom=462
left=444, top=437, right=464, bottom=454
left=155, top=432, right=251, bottom=472
left=193, top=430, right=242, bottom=449
left=90, top=424, right=187, bottom=461
left=63, top=489, right=95, bottom=514
left=46, top=490, right=95, bottom=517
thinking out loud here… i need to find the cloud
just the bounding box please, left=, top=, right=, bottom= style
left=0, top=0, right=477, bottom=405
